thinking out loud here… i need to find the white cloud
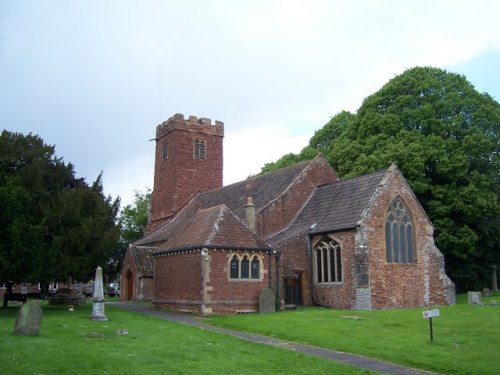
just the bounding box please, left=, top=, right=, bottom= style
left=224, top=127, right=311, bottom=185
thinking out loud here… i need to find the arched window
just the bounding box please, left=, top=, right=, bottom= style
left=314, top=237, right=342, bottom=283
left=241, top=256, right=250, bottom=278
left=230, top=255, right=239, bottom=278
left=385, top=198, right=415, bottom=264
left=251, top=256, right=260, bottom=279
left=228, top=254, right=261, bottom=280
left=194, top=139, right=206, bottom=158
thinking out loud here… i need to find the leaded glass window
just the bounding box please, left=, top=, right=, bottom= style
left=385, top=198, right=415, bottom=264
left=230, top=255, right=239, bottom=278
left=314, top=237, right=342, bottom=283
left=229, top=254, right=261, bottom=280
left=251, top=256, right=259, bottom=279
left=240, top=256, right=249, bottom=278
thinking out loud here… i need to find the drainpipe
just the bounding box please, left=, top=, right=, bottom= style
left=274, top=250, right=282, bottom=310
left=308, top=223, right=318, bottom=306
left=268, top=250, right=272, bottom=288
left=308, top=233, right=317, bottom=306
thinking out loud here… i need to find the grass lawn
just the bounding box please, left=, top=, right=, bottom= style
left=0, top=302, right=370, bottom=375
left=207, top=293, right=500, bottom=375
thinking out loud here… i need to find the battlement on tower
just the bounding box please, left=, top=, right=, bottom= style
left=156, top=113, right=224, bottom=139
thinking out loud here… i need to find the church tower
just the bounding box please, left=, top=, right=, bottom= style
left=147, top=113, right=224, bottom=232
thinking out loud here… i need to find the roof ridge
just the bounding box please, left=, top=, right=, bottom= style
left=205, top=205, right=227, bottom=244
left=256, top=157, right=323, bottom=214
left=317, top=168, right=387, bottom=189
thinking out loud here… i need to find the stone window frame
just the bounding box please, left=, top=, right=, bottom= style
left=228, top=253, right=262, bottom=281
left=385, top=196, right=416, bottom=264
left=162, top=141, right=168, bottom=160
left=312, top=235, right=343, bottom=285
left=194, top=138, right=206, bottom=159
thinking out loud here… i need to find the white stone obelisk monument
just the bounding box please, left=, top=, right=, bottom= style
left=91, top=266, right=108, bottom=321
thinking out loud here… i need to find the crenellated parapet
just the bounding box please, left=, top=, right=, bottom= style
left=156, top=113, right=224, bottom=140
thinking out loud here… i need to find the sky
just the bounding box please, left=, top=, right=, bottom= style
left=1, top=0, right=499, bottom=208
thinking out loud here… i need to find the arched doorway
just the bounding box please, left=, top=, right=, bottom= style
left=125, top=269, right=134, bottom=301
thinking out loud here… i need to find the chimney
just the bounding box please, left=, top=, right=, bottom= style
left=245, top=197, right=256, bottom=233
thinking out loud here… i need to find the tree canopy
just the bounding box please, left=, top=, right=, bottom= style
left=0, top=131, right=120, bottom=286
left=261, top=67, right=500, bottom=290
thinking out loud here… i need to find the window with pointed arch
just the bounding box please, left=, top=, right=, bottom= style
left=385, top=198, right=415, bottom=264
left=229, top=254, right=261, bottom=280
left=194, top=139, right=206, bottom=159
left=313, top=236, right=342, bottom=283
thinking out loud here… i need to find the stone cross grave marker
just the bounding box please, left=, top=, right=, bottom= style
left=258, top=288, right=276, bottom=313
left=14, top=301, right=43, bottom=336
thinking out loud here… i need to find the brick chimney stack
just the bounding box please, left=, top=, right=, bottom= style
left=245, top=196, right=256, bottom=233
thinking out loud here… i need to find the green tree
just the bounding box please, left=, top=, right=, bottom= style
left=119, top=189, right=151, bottom=244
left=260, top=67, right=500, bottom=290
left=0, top=131, right=120, bottom=286
left=108, top=189, right=151, bottom=280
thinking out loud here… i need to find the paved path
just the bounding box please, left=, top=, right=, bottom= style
left=111, top=302, right=437, bottom=375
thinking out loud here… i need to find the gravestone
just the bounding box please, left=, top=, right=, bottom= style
left=258, top=288, right=275, bottom=313
left=13, top=301, right=43, bottom=336
left=91, top=266, right=108, bottom=321
left=468, top=291, right=482, bottom=305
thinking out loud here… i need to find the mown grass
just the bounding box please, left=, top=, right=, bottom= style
left=207, top=293, right=500, bottom=375
left=0, top=302, right=370, bottom=375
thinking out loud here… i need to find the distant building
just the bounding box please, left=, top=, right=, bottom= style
left=120, top=113, right=455, bottom=313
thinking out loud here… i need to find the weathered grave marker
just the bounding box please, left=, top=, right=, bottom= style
left=91, top=266, right=108, bottom=321
left=258, top=288, right=276, bottom=313
left=468, top=291, right=481, bottom=305
left=14, top=301, right=43, bottom=336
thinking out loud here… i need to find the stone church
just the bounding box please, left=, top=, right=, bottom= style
left=120, top=113, right=455, bottom=314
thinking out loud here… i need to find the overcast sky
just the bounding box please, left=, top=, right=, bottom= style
left=1, top=0, right=499, bottom=207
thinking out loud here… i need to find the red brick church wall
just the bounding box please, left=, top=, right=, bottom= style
left=153, top=252, right=203, bottom=312
left=205, top=250, right=271, bottom=313
left=257, top=157, right=338, bottom=238
left=363, top=168, right=450, bottom=309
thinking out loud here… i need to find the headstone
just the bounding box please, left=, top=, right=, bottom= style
left=91, top=266, right=108, bottom=321
left=491, top=265, right=498, bottom=292
left=13, top=301, right=43, bottom=336
left=468, top=291, right=482, bottom=305
left=258, top=288, right=276, bottom=313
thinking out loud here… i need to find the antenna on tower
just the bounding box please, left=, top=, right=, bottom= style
left=158, top=66, right=163, bottom=120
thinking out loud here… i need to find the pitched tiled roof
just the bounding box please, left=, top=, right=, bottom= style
left=136, top=158, right=319, bottom=248
left=130, top=246, right=155, bottom=277
left=138, top=204, right=269, bottom=253
left=268, top=169, right=387, bottom=245
left=191, top=158, right=318, bottom=218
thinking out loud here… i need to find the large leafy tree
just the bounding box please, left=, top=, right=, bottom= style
left=108, top=189, right=151, bottom=281
left=0, top=131, right=120, bottom=286
left=262, top=67, right=500, bottom=290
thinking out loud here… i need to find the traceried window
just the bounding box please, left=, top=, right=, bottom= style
left=385, top=198, right=415, bottom=264
left=194, top=139, right=206, bottom=159
left=241, top=256, right=250, bottom=278
left=229, top=254, right=261, bottom=280
left=162, top=141, right=168, bottom=160
left=314, top=237, right=342, bottom=283
left=230, top=255, right=239, bottom=278
left=251, top=257, right=260, bottom=279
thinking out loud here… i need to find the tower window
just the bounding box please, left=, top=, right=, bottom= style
left=162, top=141, right=168, bottom=160
left=194, top=139, right=206, bottom=159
